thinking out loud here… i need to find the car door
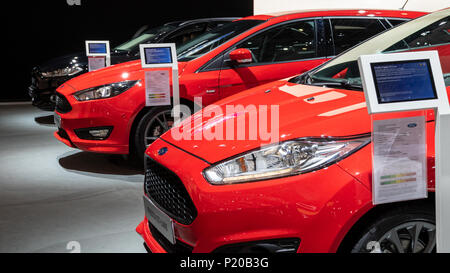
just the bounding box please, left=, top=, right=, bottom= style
left=217, top=19, right=328, bottom=99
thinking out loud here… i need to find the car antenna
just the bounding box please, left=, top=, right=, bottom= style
left=400, top=0, right=409, bottom=10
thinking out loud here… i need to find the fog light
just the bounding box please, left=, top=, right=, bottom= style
left=89, top=129, right=110, bottom=138
left=74, top=126, right=113, bottom=140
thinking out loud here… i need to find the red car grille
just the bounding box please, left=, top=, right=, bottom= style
left=144, top=157, right=198, bottom=225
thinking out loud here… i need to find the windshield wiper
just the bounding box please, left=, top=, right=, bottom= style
left=288, top=71, right=313, bottom=84
left=308, top=79, right=363, bottom=91
left=289, top=72, right=363, bottom=91
left=113, top=49, right=131, bottom=54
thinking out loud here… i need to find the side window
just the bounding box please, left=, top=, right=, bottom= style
left=235, top=20, right=317, bottom=63
left=207, top=21, right=230, bottom=31
left=164, top=23, right=208, bottom=47
left=386, top=16, right=450, bottom=51
left=330, top=18, right=386, bottom=55
left=384, top=16, right=450, bottom=86
left=388, top=19, right=408, bottom=27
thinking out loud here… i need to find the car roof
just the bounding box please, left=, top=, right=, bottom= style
left=165, top=17, right=240, bottom=27
left=240, top=9, right=428, bottom=23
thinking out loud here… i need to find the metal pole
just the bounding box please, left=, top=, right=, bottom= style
left=436, top=108, right=450, bottom=252
left=172, top=68, right=181, bottom=125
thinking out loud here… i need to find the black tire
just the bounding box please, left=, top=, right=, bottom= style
left=351, top=203, right=436, bottom=253
left=134, top=105, right=192, bottom=163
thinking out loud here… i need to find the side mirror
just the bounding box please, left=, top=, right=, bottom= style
left=229, top=48, right=253, bottom=65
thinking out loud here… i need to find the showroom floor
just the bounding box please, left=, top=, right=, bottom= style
left=0, top=103, right=146, bottom=253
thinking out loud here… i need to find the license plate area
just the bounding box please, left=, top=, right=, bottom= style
left=54, top=113, right=61, bottom=128
left=143, top=195, right=176, bottom=244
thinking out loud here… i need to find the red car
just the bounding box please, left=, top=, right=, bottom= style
left=54, top=10, right=425, bottom=160
left=137, top=9, right=450, bottom=253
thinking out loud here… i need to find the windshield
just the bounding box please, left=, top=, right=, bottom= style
left=296, top=10, right=450, bottom=89
left=115, top=24, right=177, bottom=51
left=176, top=19, right=264, bottom=62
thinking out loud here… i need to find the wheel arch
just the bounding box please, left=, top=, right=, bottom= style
left=337, top=193, right=436, bottom=253
left=128, top=97, right=199, bottom=156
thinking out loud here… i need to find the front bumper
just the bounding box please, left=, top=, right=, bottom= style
left=136, top=138, right=373, bottom=253
left=53, top=85, right=140, bottom=154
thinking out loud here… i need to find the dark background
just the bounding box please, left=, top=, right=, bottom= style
left=3, top=0, right=253, bottom=102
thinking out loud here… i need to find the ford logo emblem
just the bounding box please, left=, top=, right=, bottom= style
left=158, top=147, right=168, bottom=156
left=408, top=123, right=417, bottom=128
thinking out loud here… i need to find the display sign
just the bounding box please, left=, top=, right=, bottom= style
left=371, top=60, right=437, bottom=104
left=372, top=116, right=427, bottom=205
left=144, top=47, right=173, bottom=65
left=359, top=50, right=450, bottom=253
left=85, top=40, right=111, bottom=72
left=139, top=43, right=180, bottom=113
left=359, top=51, right=449, bottom=114
left=85, top=40, right=110, bottom=57
left=88, top=43, right=108, bottom=54
left=140, top=43, right=178, bottom=68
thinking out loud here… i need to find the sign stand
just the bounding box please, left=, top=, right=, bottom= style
left=359, top=51, right=450, bottom=252
left=85, top=40, right=111, bottom=72
left=139, top=43, right=180, bottom=125
left=435, top=108, right=450, bottom=252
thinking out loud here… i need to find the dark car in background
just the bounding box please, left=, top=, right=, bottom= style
left=29, top=17, right=237, bottom=111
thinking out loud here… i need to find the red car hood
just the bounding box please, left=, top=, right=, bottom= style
left=161, top=80, right=435, bottom=163
left=58, top=60, right=188, bottom=94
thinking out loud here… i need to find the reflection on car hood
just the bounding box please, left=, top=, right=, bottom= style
left=37, top=52, right=87, bottom=72
left=37, top=51, right=139, bottom=74
left=162, top=79, right=439, bottom=163
left=161, top=80, right=373, bottom=163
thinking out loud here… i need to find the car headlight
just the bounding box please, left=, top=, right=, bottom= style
left=73, top=80, right=139, bottom=101
left=41, top=66, right=84, bottom=78
left=204, top=136, right=370, bottom=185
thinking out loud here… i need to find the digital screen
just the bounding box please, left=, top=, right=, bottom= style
left=144, top=47, right=173, bottom=64
left=88, top=43, right=108, bottom=54
left=371, top=59, right=437, bottom=104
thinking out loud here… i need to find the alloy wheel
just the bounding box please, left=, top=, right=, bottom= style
left=376, top=221, right=436, bottom=253
left=143, top=110, right=174, bottom=147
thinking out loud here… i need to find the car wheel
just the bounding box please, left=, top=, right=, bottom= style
left=134, top=105, right=191, bottom=163
left=351, top=204, right=436, bottom=253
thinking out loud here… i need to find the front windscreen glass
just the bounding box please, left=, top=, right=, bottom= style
left=115, top=24, right=177, bottom=51
left=294, top=11, right=450, bottom=89
left=176, top=19, right=265, bottom=62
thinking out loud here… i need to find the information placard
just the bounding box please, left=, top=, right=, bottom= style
left=359, top=51, right=449, bottom=114
left=88, top=56, right=106, bottom=72
left=89, top=43, right=107, bottom=54
left=139, top=44, right=179, bottom=112
left=85, top=40, right=110, bottom=57
left=144, top=47, right=173, bottom=65
left=140, top=43, right=178, bottom=69
left=145, top=70, right=171, bottom=106
left=372, top=116, right=427, bottom=205
left=371, top=60, right=437, bottom=104
left=85, top=40, right=111, bottom=72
